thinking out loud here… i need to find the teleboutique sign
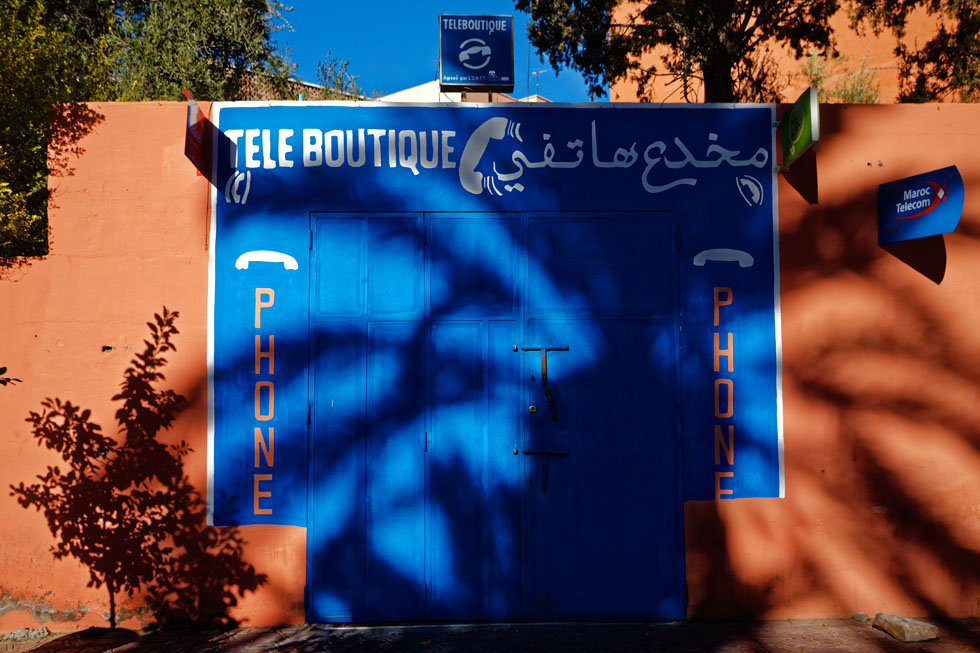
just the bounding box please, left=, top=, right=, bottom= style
left=439, top=14, right=514, bottom=91
left=205, top=103, right=785, bottom=527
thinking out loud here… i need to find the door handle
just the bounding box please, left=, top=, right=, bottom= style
left=514, top=344, right=568, bottom=422
left=518, top=346, right=567, bottom=386
left=515, top=345, right=569, bottom=352
left=512, top=345, right=568, bottom=382
left=521, top=450, right=567, bottom=492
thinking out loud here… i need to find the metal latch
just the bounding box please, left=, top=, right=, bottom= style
left=521, top=449, right=568, bottom=491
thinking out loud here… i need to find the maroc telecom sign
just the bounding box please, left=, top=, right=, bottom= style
left=439, top=14, right=514, bottom=92
left=878, top=165, right=964, bottom=244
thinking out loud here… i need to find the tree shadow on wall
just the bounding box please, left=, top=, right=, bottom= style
left=9, top=308, right=266, bottom=629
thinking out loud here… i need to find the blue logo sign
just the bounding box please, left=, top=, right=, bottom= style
left=440, top=15, right=513, bottom=91
left=878, top=165, right=964, bottom=244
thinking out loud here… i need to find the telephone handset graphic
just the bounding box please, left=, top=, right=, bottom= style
left=458, top=117, right=510, bottom=195
left=736, top=175, right=764, bottom=206
left=692, top=249, right=755, bottom=268
left=235, top=250, right=299, bottom=271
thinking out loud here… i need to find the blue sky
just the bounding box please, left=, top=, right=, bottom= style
left=272, top=1, right=597, bottom=102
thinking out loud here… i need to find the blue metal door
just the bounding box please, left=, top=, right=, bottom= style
left=309, top=213, right=426, bottom=621
left=522, top=214, right=684, bottom=620
left=425, top=213, right=523, bottom=620
left=310, top=212, right=682, bottom=622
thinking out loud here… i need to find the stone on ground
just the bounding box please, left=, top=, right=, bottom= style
left=872, top=613, right=939, bottom=642
left=0, top=626, right=49, bottom=641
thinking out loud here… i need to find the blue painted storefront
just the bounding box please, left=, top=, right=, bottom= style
left=206, top=103, right=783, bottom=621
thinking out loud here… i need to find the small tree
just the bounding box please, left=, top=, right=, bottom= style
left=11, top=309, right=265, bottom=628
left=802, top=51, right=881, bottom=103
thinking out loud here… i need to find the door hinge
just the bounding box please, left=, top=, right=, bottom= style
left=422, top=223, right=428, bottom=246
left=424, top=431, right=428, bottom=452
left=307, top=403, right=312, bottom=425
left=309, top=230, right=314, bottom=250
left=675, top=228, right=681, bottom=251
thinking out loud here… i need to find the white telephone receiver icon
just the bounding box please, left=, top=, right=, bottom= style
left=693, top=249, right=755, bottom=268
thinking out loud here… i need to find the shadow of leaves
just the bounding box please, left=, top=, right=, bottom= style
left=9, top=308, right=266, bottom=629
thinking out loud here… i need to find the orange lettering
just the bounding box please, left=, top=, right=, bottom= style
left=714, top=425, right=734, bottom=466
left=253, top=474, right=273, bottom=514
left=254, top=427, right=274, bottom=467
left=713, top=332, right=734, bottom=372
left=254, top=381, right=274, bottom=421
left=714, top=379, right=733, bottom=418
left=255, top=288, right=275, bottom=328
left=255, top=334, right=275, bottom=375
left=713, top=287, right=732, bottom=327
left=715, top=471, right=734, bottom=499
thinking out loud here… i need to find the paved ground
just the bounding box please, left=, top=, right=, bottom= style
left=4, top=618, right=980, bottom=652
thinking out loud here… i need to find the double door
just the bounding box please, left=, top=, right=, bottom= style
left=309, top=212, right=683, bottom=622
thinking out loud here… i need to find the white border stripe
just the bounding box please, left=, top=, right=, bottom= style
left=771, top=105, right=786, bottom=499
left=206, top=104, right=221, bottom=525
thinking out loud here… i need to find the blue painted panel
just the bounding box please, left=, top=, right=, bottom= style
left=527, top=214, right=675, bottom=317
left=310, top=214, right=425, bottom=622
left=210, top=104, right=780, bottom=530
left=428, top=214, right=520, bottom=320
left=428, top=321, right=487, bottom=618
left=681, top=268, right=780, bottom=501
left=211, top=223, right=308, bottom=526
left=315, top=219, right=362, bottom=316
left=426, top=214, right=522, bottom=620
left=524, top=317, right=683, bottom=620
left=523, top=214, right=683, bottom=620
left=365, top=321, right=425, bottom=620
left=486, top=320, right=522, bottom=620
left=368, top=217, right=423, bottom=318
left=309, top=321, right=365, bottom=621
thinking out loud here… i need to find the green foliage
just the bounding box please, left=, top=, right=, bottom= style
left=0, top=0, right=108, bottom=258
left=315, top=55, right=361, bottom=99
left=849, top=0, right=980, bottom=102
left=515, top=0, right=840, bottom=103
left=0, top=182, right=41, bottom=257
left=1, top=1, right=348, bottom=258
left=802, top=52, right=881, bottom=103
left=107, top=0, right=294, bottom=101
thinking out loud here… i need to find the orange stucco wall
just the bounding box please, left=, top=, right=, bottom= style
left=0, top=102, right=304, bottom=631
left=688, top=103, right=980, bottom=618
left=1, top=101, right=979, bottom=630
left=609, top=6, right=941, bottom=104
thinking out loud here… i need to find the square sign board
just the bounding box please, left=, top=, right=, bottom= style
left=781, top=86, right=818, bottom=168
left=440, top=14, right=514, bottom=92
left=878, top=165, right=963, bottom=244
